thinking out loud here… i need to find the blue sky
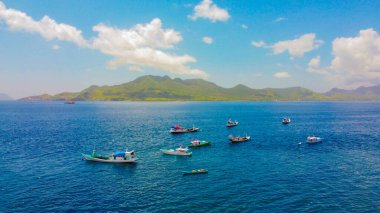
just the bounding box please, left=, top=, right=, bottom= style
left=1, top=0, right=380, bottom=98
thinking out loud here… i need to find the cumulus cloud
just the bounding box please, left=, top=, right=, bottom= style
left=0, top=2, right=208, bottom=78
left=128, top=65, right=143, bottom=72
left=241, top=24, right=248, bottom=29
left=0, top=1, right=88, bottom=47
left=251, top=40, right=266, bottom=47
left=314, top=28, right=380, bottom=88
left=274, top=17, right=287, bottom=22
left=188, top=0, right=230, bottom=22
left=202, top=36, right=213, bottom=44
left=92, top=18, right=208, bottom=78
left=273, top=71, right=290, bottom=78
left=272, top=33, right=323, bottom=58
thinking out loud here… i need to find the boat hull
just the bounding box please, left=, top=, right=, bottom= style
left=160, top=149, right=192, bottom=156
left=82, top=154, right=138, bottom=163
left=183, top=170, right=208, bottom=175
left=230, top=136, right=251, bottom=143
left=188, top=141, right=211, bottom=148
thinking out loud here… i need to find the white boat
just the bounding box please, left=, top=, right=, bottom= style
left=307, top=136, right=322, bottom=144
left=282, top=117, right=291, bottom=124
left=82, top=149, right=138, bottom=163
left=160, top=146, right=192, bottom=156
left=226, top=119, right=238, bottom=127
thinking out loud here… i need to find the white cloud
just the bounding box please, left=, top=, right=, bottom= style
left=307, top=56, right=327, bottom=74
left=188, top=0, right=230, bottom=22
left=0, top=1, right=88, bottom=47
left=272, top=33, right=323, bottom=58
left=273, top=71, right=290, bottom=78
left=314, top=28, right=380, bottom=88
left=202, top=36, right=213, bottom=44
left=0, top=2, right=208, bottom=78
left=52, top=44, right=60, bottom=50
left=128, top=65, right=143, bottom=72
left=241, top=24, right=248, bottom=29
left=274, top=17, right=287, bottom=22
left=251, top=40, right=266, bottom=47
left=92, top=18, right=208, bottom=78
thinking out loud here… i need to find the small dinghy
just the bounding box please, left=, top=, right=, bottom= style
left=161, top=146, right=192, bottom=156
left=170, top=125, right=200, bottom=134
left=229, top=134, right=251, bottom=143
left=226, top=119, right=238, bottom=127
left=188, top=139, right=211, bottom=148
left=282, top=117, right=291, bottom=124
left=182, top=169, right=208, bottom=175
left=82, top=149, right=137, bottom=163
left=307, top=136, right=322, bottom=144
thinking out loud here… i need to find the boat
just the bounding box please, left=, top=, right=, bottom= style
left=226, top=119, right=238, bottom=127
left=170, top=125, right=200, bottom=134
left=182, top=169, right=208, bottom=175
left=160, top=146, right=192, bottom=156
left=188, top=139, right=211, bottom=148
left=307, top=136, right=322, bottom=144
left=229, top=134, right=251, bottom=143
left=64, top=100, right=75, bottom=104
left=282, top=117, right=291, bottom=124
left=82, top=149, right=137, bottom=163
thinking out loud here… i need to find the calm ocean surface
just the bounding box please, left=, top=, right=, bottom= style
left=1, top=101, right=380, bottom=212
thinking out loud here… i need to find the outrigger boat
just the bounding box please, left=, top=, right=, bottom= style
left=82, top=148, right=137, bottom=163
left=64, top=100, right=75, bottom=104
left=188, top=139, right=211, bottom=148
left=170, top=125, right=200, bottom=134
left=307, top=136, right=322, bottom=144
left=226, top=119, right=238, bottom=127
left=160, top=146, right=192, bottom=156
left=182, top=169, right=208, bottom=175
left=282, top=117, right=291, bottom=124
left=229, top=134, right=251, bottom=143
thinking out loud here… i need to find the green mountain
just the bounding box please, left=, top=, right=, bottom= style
left=19, top=75, right=380, bottom=101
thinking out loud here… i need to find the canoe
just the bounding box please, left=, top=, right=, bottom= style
left=160, top=149, right=192, bottom=156
left=182, top=169, right=208, bottom=175
left=188, top=141, right=211, bottom=148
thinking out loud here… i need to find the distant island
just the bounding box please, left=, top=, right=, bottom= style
left=0, top=93, right=12, bottom=101
left=20, top=75, right=380, bottom=101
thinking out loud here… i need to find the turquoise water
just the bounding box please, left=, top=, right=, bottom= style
left=1, top=101, right=380, bottom=212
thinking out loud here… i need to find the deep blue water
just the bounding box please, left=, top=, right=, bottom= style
left=1, top=101, right=380, bottom=212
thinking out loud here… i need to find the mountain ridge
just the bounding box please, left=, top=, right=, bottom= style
left=20, top=75, right=380, bottom=101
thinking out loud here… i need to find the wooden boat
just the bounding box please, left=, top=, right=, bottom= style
left=160, top=146, right=192, bottom=156
left=64, top=100, right=75, bottom=104
left=229, top=135, right=251, bottom=143
left=282, top=117, right=291, bottom=124
left=307, top=136, right=322, bottom=144
left=170, top=125, right=200, bottom=134
left=188, top=140, right=211, bottom=148
left=82, top=149, right=137, bottom=163
left=182, top=169, right=208, bottom=175
left=226, top=119, right=238, bottom=127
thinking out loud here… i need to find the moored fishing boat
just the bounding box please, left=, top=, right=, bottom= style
left=182, top=169, right=208, bottom=175
left=229, top=134, right=251, bottom=143
left=188, top=139, right=211, bottom=148
left=307, top=136, right=322, bottom=144
left=226, top=119, right=238, bottom=127
left=160, top=146, right=192, bottom=156
left=82, top=149, right=137, bottom=163
left=64, top=100, right=75, bottom=104
left=282, top=117, right=291, bottom=124
left=170, top=125, right=200, bottom=134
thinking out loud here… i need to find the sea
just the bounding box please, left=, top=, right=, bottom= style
left=0, top=101, right=379, bottom=212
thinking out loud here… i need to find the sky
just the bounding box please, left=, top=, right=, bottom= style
left=1, top=0, right=380, bottom=98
